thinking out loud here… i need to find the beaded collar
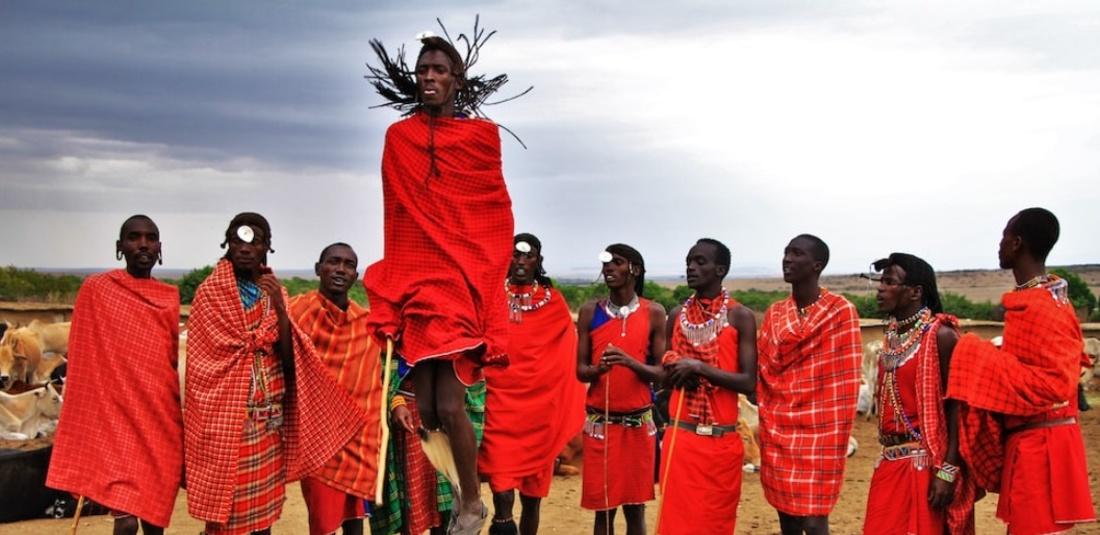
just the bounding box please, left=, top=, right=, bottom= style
left=506, top=280, right=552, bottom=322
left=679, top=289, right=729, bottom=347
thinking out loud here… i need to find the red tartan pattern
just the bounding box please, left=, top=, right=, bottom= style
left=400, top=396, right=444, bottom=535
left=662, top=294, right=738, bottom=423
left=757, top=290, right=862, bottom=516
left=288, top=291, right=382, bottom=499
left=184, top=259, right=366, bottom=523
left=46, top=270, right=182, bottom=528
left=205, top=350, right=287, bottom=535
left=946, top=283, right=1084, bottom=491
left=363, top=113, right=514, bottom=371
left=869, top=314, right=977, bottom=534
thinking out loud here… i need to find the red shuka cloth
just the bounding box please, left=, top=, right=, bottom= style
left=586, top=300, right=655, bottom=413
left=363, top=113, right=514, bottom=376
left=479, top=285, right=585, bottom=495
left=47, top=270, right=182, bottom=528
left=658, top=319, right=743, bottom=535
left=864, top=314, right=977, bottom=535
left=581, top=300, right=657, bottom=510
left=946, top=280, right=1095, bottom=532
left=184, top=260, right=366, bottom=524
left=757, top=289, right=862, bottom=516
left=289, top=290, right=383, bottom=500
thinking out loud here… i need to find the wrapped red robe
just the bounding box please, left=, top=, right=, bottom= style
left=289, top=291, right=382, bottom=534
left=480, top=284, right=585, bottom=497
left=47, top=270, right=182, bottom=528
left=757, top=289, right=862, bottom=516
left=946, top=277, right=1095, bottom=535
left=184, top=260, right=366, bottom=525
left=863, top=314, right=977, bottom=535
left=658, top=293, right=744, bottom=535
left=363, top=113, right=514, bottom=384
left=581, top=299, right=657, bottom=510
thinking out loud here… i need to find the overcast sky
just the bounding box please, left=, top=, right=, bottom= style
left=2, top=1, right=1098, bottom=278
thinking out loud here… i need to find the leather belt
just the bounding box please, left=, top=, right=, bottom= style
left=1007, top=416, right=1076, bottom=435
left=675, top=421, right=738, bottom=437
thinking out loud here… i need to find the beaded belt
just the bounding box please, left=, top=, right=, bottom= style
left=876, top=441, right=931, bottom=470
left=674, top=421, right=738, bottom=438
left=248, top=402, right=284, bottom=428
left=1006, top=416, right=1076, bottom=435
left=584, top=407, right=656, bottom=439
left=879, top=432, right=920, bottom=446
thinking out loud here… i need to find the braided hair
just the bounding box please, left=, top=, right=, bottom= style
left=872, top=252, right=943, bottom=314
left=221, top=212, right=274, bottom=263
left=605, top=243, right=646, bottom=297
left=364, top=16, right=532, bottom=145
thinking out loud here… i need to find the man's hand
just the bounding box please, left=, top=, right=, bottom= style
left=928, top=476, right=955, bottom=510
left=257, top=273, right=285, bottom=312
left=666, top=358, right=705, bottom=388
left=392, top=405, right=415, bottom=433
left=601, top=344, right=636, bottom=370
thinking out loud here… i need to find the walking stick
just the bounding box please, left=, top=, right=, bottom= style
left=68, top=495, right=85, bottom=535
left=654, top=389, right=685, bottom=535
left=373, top=338, right=395, bottom=505
left=603, top=372, right=611, bottom=535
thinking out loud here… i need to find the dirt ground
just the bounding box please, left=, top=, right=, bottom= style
left=5, top=398, right=1100, bottom=535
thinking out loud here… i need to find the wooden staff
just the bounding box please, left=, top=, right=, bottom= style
left=68, top=495, right=85, bottom=535
left=373, top=338, right=395, bottom=505
left=654, top=389, right=685, bottom=534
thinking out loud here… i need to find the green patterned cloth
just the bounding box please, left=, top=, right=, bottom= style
left=369, top=359, right=486, bottom=534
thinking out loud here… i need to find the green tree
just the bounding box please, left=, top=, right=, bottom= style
left=175, top=265, right=213, bottom=305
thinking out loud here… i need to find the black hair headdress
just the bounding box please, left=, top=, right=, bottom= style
left=365, top=16, right=532, bottom=146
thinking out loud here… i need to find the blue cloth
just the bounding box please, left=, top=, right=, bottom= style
left=590, top=301, right=612, bottom=331
left=237, top=278, right=261, bottom=310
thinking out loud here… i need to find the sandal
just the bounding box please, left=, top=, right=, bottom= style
left=447, top=501, right=488, bottom=535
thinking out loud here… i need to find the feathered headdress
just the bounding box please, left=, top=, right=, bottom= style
left=364, top=16, right=532, bottom=146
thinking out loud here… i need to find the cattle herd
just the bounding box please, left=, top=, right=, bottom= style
left=0, top=320, right=69, bottom=441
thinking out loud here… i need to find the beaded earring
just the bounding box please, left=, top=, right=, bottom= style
left=116, top=250, right=123, bottom=261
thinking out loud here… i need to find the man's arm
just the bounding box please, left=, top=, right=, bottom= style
left=576, top=301, right=609, bottom=383
left=929, top=323, right=961, bottom=510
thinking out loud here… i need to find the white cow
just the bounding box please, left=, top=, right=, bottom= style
left=858, top=340, right=883, bottom=420
left=25, top=320, right=71, bottom=356
left=0, top=383, right=62, bottom=440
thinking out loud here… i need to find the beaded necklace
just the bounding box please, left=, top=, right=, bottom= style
left=603, top=293, right=640, bottom=337
left=797, top=289, right=824, bottom=318
left=506, top=280, right=552, bottom=322
left=878, top=307, right=932, bottom=441
left=1015, top=274, right=1049, bottom=291
left=679, top=289, right=729, bottom=347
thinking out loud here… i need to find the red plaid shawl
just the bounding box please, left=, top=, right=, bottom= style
left=662, top=293, right=738, bottom=423
left=47, top=270, right=182, bottom=527
left=946, top=279, right=1084, bottom=492
left=888, top=314, right=978, bottom=535
left=363, top=113, right=513, bottom=368
left=184, top=260, right=366, bottom=523
left=289, top=290, right=382, bottom=499
left=757, top=290, right=862, bottom=516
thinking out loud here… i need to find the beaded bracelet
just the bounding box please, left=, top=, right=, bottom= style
left=935, top=462, right=960, bottom=483
left=390, top=395, right=407, bottom=412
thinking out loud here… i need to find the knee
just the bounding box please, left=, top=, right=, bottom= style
left=415, top=396, right=439, bottom=429
left=435, top=397, right=467, bottom=431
